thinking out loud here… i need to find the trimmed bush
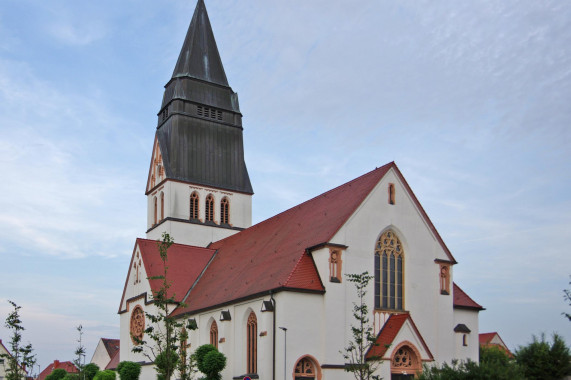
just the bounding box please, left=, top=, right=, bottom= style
left=83, top=364, right=100, bottom=380
left=45, top=369, right=68, bottom=380
left=117, top=361, right=141, bottom=380
left=93, top=370, right=116, bottom=380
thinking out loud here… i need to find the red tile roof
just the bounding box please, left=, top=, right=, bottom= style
left=453, top=283, right=484, bottom=310
left=101, top=338, right=119, bottom=359
left=38, top=361, right=77, bottom=380
left=172, top=163, right=394, bottom=316
left=105, top=349, right=120, bottom=370
left=479, top=332, right=498, bottom=345
left=119, top=239, right=216, bottom=312
left=366, top=313, right=434, bottom=360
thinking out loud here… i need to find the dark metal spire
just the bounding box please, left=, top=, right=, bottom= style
left=172, top=0, right=229, bottom=86
left=151, top=0, right=253, bottom=195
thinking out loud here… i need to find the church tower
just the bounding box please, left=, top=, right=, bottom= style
left=145, top=0, right=253, bottom=247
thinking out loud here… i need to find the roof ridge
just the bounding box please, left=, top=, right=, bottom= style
left=214, top=162, right=394, bottom=247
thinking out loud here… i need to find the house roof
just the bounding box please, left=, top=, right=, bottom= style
left=101, top=338, right=119, bottom=360
left=105, top=350, right=120, bottom=370
left=479, top=332, right=513, bottom=357
left=172, top=163, right=394, bottom=316
left=0, top=339, right=28, bottom=374
left=118, top=239, right=216, bottom=313
left=38, top=361, right=77, bottom=380
left=366, top=313, right=434, bottom=361
left=453, top=283, right=484, bottom=310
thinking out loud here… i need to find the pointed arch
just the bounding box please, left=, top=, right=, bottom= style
left=153, top=196, right=158, bottom=226
left=375, top=229, right=404, bottom=310
left=190, top=192, right=199, bottom=220
left=220, top=197, right=230, bottom=224
left=160, top=191, right=165, bottom=221
left=247, top=311, right=257, bottom=374
left=390, top=342, right=422, bottom=376
left=205, top=194, right=214, bottom=222
left=209, top=320, right=218, bottom=348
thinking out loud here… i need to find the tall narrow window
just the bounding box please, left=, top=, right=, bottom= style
left=205, top=194, right=214, bottom=222
left=329, top=249, right=342, bottom=283
left=375, top=230, right=404, bottom=310
left=220, top=197, right=229, bottom=224
left=440, top=264, right=451, bottom=295
left=210, top=321, right=218, bottom=349
left=247, top=312, right=257, bottom=374
left=153, top=196, right=157, bottom=226
left=190, top=192, right=199, bottom=220
left=160, top=192, right=164, bottom=221
left=388, top=183, right=396, bottom=204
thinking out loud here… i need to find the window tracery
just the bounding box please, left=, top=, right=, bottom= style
left=329, top=249, right=342, bottom=283
left=130, top=306, right=145, bottom=344
left=440, top=264, right=450, bottom=295
left=294, top=357, right=316, bottom=378
left=205, top=194, right=214, bottom=222
left=220, top=197, right=230, bottom=224
left=375, top=230, right=404, bottom=310
left=190, top=192, right=199, bottom=220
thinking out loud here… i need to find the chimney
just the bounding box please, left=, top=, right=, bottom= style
left=54, top=361, right=60, bottom=369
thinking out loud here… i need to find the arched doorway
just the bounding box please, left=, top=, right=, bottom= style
left=390, top=343, right=422, bottom=380
left=293, top=356, right=322, bottom=380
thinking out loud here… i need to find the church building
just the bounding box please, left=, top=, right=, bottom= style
left=118, top=1, right=484, bottom=379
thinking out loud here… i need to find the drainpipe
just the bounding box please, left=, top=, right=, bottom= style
left=271, top=291, right=276, bottom=380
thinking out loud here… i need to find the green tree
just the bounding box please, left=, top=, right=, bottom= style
left=83, top=363, right=100, bottom=380
left=117, top=361, right=141, bottom=380
left=73, top=325, right=86, bottom=380
left=93, top=370, right=116, bottom=380
left=341, top=272, right=381, bottom=380
left=131, top=233, right=197, bottom=380
left=45, top=369, right=68, bottom=380
left=0, top=301, right=36, bottom=380
left=515, top=333, right=571, bottom=380
left=192, top=344, right=226, bottom=380
left=564, top=276, right=571, bottom=322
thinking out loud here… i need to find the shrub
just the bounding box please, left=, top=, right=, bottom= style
left=515, top=333, right=571, bottom=380
left=117, top=361, right=141, bottom=380
left=192, top=345, right=217, bottom=374
left=61, top=374, right=78, bottom=380
left=83, top=364, right=100, bottom=380
left=202, top=351, right=226, bottom=380
left=93, top=370, right=116, bottom=380
left=45, top=369, right=68, bottom=380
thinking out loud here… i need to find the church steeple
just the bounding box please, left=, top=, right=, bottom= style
left=172, top=0, right=228, bottom=86
left=145, top=0, right=253, bottom=247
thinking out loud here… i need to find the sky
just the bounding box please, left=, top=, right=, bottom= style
left=0, top=0, right=570, bottom=373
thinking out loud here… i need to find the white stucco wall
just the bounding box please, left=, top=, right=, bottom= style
left=146, top=180, right=252, bottom=247
left=453, top=308, right=480, bottom=362
left=90, top=339, right=111, bottom=370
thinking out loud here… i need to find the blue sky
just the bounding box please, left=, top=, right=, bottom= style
left=0, top=0, right=570, bottom=372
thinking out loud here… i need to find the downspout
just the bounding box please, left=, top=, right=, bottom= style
left=271, top=291, right=276, bottom=380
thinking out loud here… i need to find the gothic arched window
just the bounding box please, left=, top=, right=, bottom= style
left=294, top=357, right=317, bottom=379
left=247, top=312, right=257, bottom=374
left=220, top=197, right=229, bottom=224
left=374, top=230, right=404, bottom=310
left=153, top=196, right=158, bottom=226
left=205, top=194, right=214, bottom=222
left=190, top=192, right=199, bottom=220
left=160, top=192, right=165, bottom=221
left=210, top=320, right=218, bottom=348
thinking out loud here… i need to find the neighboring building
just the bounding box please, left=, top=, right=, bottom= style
left=0, top=339, right=29, bottom=380
left=118, top=1, right=485, bottom=379
left=38, top=361, right=77, bottom=380
left=90, top=338, right=120, bottom=371
left=479, top=332, right=513, bottom=357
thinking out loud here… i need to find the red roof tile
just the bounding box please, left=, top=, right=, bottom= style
left=453, top=283, right=484, bottom=310
left=105, top=349, right=120, bottom=370
left=38, top=361, right=77, bottom=380
left=119, top=239, right=216, bottom=312
left=101, top=338, right=119, bottom=359
left=366, top=313, right=434, bottom=360
left=172, top=163, right=394, bottom=316
left=479, top=332, right=497, bottom=345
